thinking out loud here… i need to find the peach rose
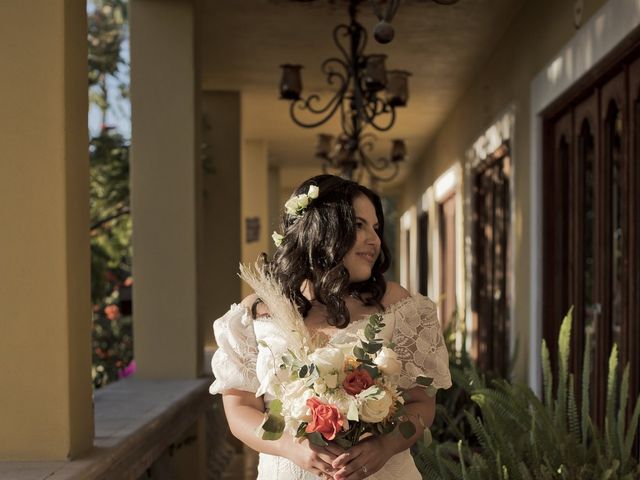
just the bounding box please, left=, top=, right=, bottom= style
left=305, top=397, right=344, bottom=441
left=342, top=369, right=374, bottom=396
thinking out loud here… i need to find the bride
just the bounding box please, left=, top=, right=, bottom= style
left=210, top=174, right=451, bottom=479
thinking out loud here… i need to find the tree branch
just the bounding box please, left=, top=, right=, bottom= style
left=91, top=205, right=130, bottom=233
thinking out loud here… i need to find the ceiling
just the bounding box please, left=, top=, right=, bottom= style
left=200, top=0, right=524, bottom=187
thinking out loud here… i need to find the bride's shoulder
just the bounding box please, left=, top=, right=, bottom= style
left=240, top=293, right=271, bottom=318
left=382, top=281, right=411, bottom=308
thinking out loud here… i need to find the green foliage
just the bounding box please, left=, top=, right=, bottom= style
left=88, top=0, right=128, bottom=87
left=88, top=0, right=133, bottom=388
left=90, top=130, right=131, bottom=303
left=416, top=309, right=640, bottom=479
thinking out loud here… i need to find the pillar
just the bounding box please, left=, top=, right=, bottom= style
left=130, top=0, right=201, bottom=378
left=0, top=0, right=92, bottom=459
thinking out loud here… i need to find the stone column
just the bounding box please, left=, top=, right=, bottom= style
left=130, top=0, right=201, bottom=378
left=0, top=0, right=92, bottom=459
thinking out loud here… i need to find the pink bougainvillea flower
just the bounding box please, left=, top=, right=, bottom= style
left=118, top=360, right=136, bottom=379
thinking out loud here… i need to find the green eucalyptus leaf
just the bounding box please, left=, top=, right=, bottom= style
left=261, top=413, right=285, bottom=434
left=382, top=422, right=395, bottom=434
left=365, top=324, right=376, bottom=341
left=296, top=422, right=308, bottom=438
left=260, top=429, right=284, bottom=441
left=422, top=427, right=433, bottom=447
left=362, top=364, right=380, bottom=379
left=364, top=341, right=383, bottom=354
left=416, top=376, right=434, bottom=387
left=307, top=431, right=328, bottom=447
left=399, top=420, right=417, bottom=439
left=353, top=346, right=366, bottom=360
left=334, top=436, right=352, bottom=449
left=269, top=399, right=282, bottom=415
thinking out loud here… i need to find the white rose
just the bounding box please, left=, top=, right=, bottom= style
left=309, top=347, right=344, bottom=376
left=324, top=373, right=338, bottom=389
left=282, top=380, right=313, bottom=421
left=285, top=197, right=299, bottom=215
left=297, top=194, right=309, bottom=209
left=357, top=388, right=393, bottom=423
left=313, top=380, right=327, bottom=395
left=373, top=347, right=402, bottom=377
left=323, top=389, right=356, bottom=418
left=307, top=185, right=319, bottom=199
left=272, top=231, right=284, bottom=247
left=283, top=378, right=309, bottom=400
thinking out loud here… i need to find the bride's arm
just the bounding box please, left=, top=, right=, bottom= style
left=222, top=388, right=344, bottom=477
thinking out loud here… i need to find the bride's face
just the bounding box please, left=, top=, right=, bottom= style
left=343, top=194, right=381, bottom=283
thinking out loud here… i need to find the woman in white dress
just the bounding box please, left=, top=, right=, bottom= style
left=210, top=175, right=451, bottom=480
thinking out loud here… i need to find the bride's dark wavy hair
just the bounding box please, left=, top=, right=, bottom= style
left=259, top=174, right=391, bottom=328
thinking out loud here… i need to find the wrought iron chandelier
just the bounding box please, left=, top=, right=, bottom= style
left=279, top=0, right=458, bottom=183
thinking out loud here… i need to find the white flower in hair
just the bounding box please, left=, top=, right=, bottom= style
left=284, top=185, right=319, bottom=218
left=274, top=185, right=319, bottom=247
left=272, top=231, right=284, bottom=247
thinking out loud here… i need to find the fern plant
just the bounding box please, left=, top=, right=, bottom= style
left=415, top=309, right=640, bottom=480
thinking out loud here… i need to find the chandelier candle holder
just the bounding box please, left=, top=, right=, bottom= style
left=278, top=0, right=412, bottom=183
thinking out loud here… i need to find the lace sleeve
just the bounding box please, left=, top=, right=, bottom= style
left=390, top=295, right=452, bottom=391
left=209, top=304, right=260, bottom=395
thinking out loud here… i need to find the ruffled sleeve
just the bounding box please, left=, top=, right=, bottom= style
left=389, top=295, right=452, bottom=391
left=209, top=304, right=260, bottom=395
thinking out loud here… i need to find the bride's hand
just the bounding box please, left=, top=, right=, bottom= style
left=285, top=437, right=345, bottom=479
left=330, top=436, right=392, bottom=480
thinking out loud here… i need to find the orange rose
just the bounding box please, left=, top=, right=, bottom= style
left=342, top=369, right=374, bottom=396
left=305, top=397, right=344, bottom=441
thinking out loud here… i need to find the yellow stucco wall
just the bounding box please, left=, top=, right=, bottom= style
left=241, top=140, right=269, bottom=298
left=0, top=0, right=92, bottom=459
left=400, top=0, right=609, bottom=381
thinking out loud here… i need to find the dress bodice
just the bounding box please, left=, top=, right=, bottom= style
left=210, top=294, right=451, bottom=398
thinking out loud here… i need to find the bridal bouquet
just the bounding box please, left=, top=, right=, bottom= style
left=256, top=313, right=435, bottom=448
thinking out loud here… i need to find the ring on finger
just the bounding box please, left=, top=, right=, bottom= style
left=362, top=465, right=368, bottom=475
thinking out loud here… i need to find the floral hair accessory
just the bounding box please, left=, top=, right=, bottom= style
left=284, top=185, right=319, bottom=219
left=273, top=185, right=319, bottom=247
left=272, top=231, right=284, bottom=247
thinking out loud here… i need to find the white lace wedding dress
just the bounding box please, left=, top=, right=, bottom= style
left=209, top=272, right=451, bottom=480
